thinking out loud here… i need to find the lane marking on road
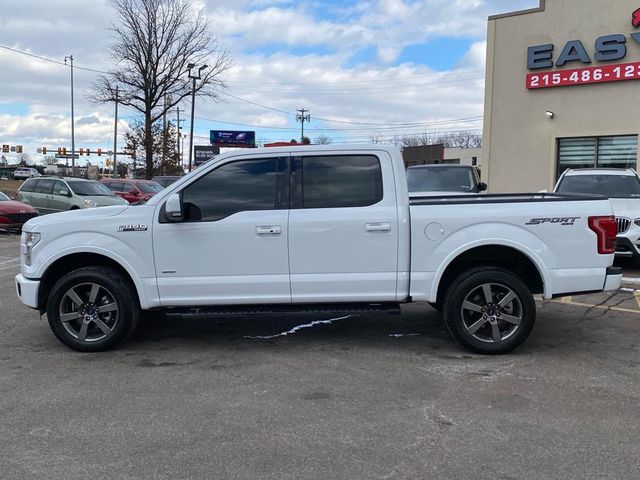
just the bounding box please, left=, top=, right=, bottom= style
left=635, top=291, right=640, bottom=310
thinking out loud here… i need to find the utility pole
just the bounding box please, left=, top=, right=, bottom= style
left=296, top=108, right=310, bottom=143
left=187, top=63, right=207, bottom=172
left=64, top=55, right=75, bottom=175
left=113, top=85, right=118, bottom=177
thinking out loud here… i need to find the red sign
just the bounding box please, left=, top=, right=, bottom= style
left=633, top=8, right=640, bottom=28
left=526, top=61, right=640, bottom=89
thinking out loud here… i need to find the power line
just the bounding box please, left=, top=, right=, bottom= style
left=0, top=45, right=108, bottom=74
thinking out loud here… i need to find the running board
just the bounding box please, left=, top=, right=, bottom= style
left=163, top=303, right=402, bottom=318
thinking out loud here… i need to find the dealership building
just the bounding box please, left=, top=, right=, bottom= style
left=483, top=0, right=640, bottom=192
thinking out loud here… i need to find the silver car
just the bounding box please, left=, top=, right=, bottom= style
left=16, top=177, right=127, bottom=214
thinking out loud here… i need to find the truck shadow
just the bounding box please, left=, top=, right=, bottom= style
left=128, top=307, right=457, bottom=352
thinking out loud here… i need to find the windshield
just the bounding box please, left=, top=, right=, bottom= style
left=406, top=167, right=476, bottom=193
left=68, top=181, right=115, bottom=196
left=0, top=192, right=10, bottom=201
left=556, top=175, right=640, bottom=198
left=137, top=182, right=163, bottom=193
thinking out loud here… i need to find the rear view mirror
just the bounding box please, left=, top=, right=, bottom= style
left=478, top=182, right=488, bottom=192
left=164, top=193, right=183, bottom=222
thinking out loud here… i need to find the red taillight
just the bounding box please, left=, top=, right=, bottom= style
left=588, top=216, right=617, bottom=254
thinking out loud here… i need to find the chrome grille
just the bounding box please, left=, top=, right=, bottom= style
left=616, top=217, right=631, bottom=234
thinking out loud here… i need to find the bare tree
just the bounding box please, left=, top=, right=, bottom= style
left=314, top=134, right=332, bottom=145
left=17, top=153, right=31, bottom=165
left=92, top=0, right=232, bottom=178
left=399, top=130, right=482, bottom=149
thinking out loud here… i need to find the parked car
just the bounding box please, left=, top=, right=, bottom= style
left=406, top=164, right=487, bottom=197
left=16, top=145, right=620, bottom=354
left=152, top=176, right=181, bottom=188
left=14, top=167, right=41, bottom=180
left=554, top=168, right=640, bottom=259
left=15, top=177, right=127, bottom=214
left=0, top=191, right=38, bottom=230
left=101, top=179, right=164, bottom=204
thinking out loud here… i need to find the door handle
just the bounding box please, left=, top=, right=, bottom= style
left=256, top=225, right=282, bottom=236
left=366, top=222, right=391, bottom=233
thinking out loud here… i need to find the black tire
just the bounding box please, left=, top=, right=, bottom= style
left=46, top=267, right=140, bottom=352
left=442, top=267, right=536, bottom=355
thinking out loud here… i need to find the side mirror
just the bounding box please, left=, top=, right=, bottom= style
left=164, top=193, right=183, bottom=222
left=478, top=182, right=488, bottom=192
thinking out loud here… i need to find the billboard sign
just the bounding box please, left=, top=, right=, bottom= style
left=194, top=145, right=220, bottom=167
left=210, top=130, right=256, bottom=147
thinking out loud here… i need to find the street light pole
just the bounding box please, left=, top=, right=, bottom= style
left=187, top=63, right=207, bottom=172
left=65, top=55, right=75, bottom=176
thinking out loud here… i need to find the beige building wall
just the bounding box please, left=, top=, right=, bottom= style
left=483, top=0, right=640, bottom=193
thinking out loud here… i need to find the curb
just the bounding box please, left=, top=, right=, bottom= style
left=622, top=277, right=640, bottom=288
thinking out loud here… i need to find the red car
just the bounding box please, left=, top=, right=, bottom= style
left=100, top=179, right=164, bottom=204
left=0, top=191, right=39, bottom=230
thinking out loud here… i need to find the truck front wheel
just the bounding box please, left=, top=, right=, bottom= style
left=46, top=267, right=139, bottom=352
left=442, top=267, right=536, bottom=355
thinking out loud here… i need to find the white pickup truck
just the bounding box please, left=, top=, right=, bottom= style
left=15, top=145, right=622, bottom=354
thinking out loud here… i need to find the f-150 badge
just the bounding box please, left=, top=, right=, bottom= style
left=118, top=224, right=148, bottom=232
left=526, top=217, right=580, bottom=226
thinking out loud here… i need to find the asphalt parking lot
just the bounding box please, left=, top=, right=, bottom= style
left=1, top=232, right=640, bottom=479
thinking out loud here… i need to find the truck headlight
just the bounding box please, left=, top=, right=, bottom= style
left=83, top=199, right=100, bottom=208
left=22, top=231, right=41, bottom=267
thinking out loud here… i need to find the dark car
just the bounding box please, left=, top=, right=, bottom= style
left=101, top=179, right=164, bottom=203
left=0, top=191, right=38, bottom=231
left=152, top=176, right=181, bottom=188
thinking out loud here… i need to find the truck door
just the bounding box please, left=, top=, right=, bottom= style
left=153, top=155, right=291, bottom=305
left=288, top=152, right=399, bottom=302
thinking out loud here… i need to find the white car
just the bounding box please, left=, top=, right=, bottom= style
left=554, top=168, right=640, bottom=259
left=406, top=164, right=486, bottom=197
left=14, top=167, right=41, bottom=180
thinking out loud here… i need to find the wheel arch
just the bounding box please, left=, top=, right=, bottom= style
left=37, top=252, right=143, bottom=313
left=432, top=243, right=548, bottom=306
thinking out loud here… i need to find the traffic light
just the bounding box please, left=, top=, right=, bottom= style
left=16, top=145, right=23, bottom=154
left=86, top=148, right=91, bottom=156
left=79, top=148, right=84, bottom=156
left=106, top=159, right=112, bottom=167
left=97, top=148, right=102, bottom=156
left=42, top=147, right=47, bottom=155
left=62, top=147, right=67, bottom=155
left=57, top=147, right=62, bottom=155
left=2, top=145, right=8, bottom=153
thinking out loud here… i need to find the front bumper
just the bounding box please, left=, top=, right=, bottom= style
left=15, top=274, right=40, bottom=309
left=604, top=266, right=623, bottom=292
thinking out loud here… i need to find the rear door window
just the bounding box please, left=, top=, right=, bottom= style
left=292, top=155, right=383, bottom=209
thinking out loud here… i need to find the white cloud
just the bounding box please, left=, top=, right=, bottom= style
left=0, top=0, right=538, bottom=155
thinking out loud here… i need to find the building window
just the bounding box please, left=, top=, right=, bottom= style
left=472, top=157, right=478, bottom=166
left=557, top=135, right=638, bottom=178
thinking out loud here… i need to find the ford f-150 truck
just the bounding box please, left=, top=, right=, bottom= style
left=15, top=145, right=622, bottom=354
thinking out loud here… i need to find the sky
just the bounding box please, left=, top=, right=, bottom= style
left=0, top=0, right=538, bottom=166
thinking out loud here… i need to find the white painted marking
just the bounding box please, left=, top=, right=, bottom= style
left=245, top=315, right=352, bottom=339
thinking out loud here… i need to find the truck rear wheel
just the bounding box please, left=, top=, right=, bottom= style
left=442, top=267, right=535, bottom=354
left=46, top=267, right=139, bottom=352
